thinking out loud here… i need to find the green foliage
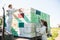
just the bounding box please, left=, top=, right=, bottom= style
left=48, top=37, right=54, bottom=40
left=48, top=28, right=60, bottom=40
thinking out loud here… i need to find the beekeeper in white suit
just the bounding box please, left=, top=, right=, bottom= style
left=5, top=4, right=19, bottom=34
left=39, top=20, right=47, bottom=40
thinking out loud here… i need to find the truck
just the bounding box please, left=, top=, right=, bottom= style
left=1, top=8, right=50, bottom=39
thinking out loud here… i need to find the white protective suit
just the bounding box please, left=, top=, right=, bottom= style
left=39, top=26, right=47, bottom=40
left=5, top=8, right=16, bottom=34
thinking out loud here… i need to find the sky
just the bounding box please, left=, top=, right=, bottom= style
left=0, top=0, right=60, bottom=27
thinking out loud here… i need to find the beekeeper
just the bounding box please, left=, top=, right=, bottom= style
left=5, top=4, right=19, bottom=34
left=39, top=20, right=47, bottom=40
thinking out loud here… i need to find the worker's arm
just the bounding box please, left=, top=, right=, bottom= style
left=39, top=27, right=46, bottom=35
left=13, top=9, right=19, bottom=13
left=12, top=9, right=20, bottom=18
left=13, top=13, right=18, bottom=18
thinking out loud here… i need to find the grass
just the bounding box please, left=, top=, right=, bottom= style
left=48, top=28, right=60, bottom=40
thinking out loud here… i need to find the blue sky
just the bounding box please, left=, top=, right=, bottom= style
left=0, top=0, right=60, bottom=27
